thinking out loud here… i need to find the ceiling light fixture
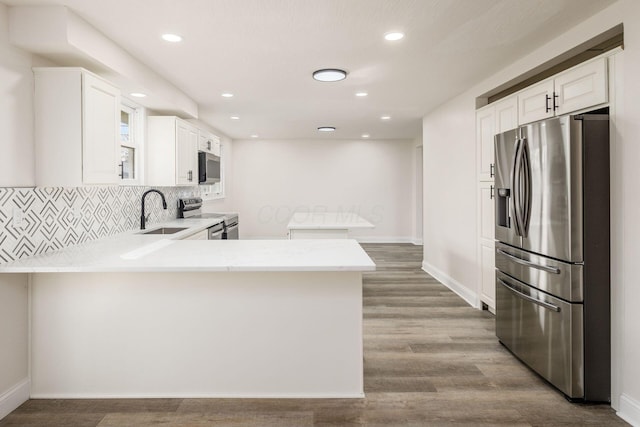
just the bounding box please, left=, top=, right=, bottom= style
left=362, top=134, right=370, bottom=138
left=230, top=116, right=240, bottom=120
left=381, top=115, right=391, bottom=120
left=312, top=69, right=347, bottom=82
left=130, top=92, right=147, bottom=98
left=161, top=33, right=182, bottom=42
left=317, top=126, right=336, bottom=132
left=251, top=134, right=259, bottom=138
left=221, top=93, right=234, bottom=98
left=355, top=92, right=368, bottom=97
left=384, top=32, right=404, bottom=41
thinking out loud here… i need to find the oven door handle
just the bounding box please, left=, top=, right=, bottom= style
left=498, top=278, right=561, bottom=312
left=496, top=249, right=561, bottom=274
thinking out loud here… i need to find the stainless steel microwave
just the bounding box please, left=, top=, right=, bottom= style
left=198, top=151, right=220, bottom=184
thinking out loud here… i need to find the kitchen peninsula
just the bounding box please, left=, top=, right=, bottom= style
left=0, top=221, right=375, bottom=399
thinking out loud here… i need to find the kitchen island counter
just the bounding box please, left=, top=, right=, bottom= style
left=0, top=222, right=373, bottom=399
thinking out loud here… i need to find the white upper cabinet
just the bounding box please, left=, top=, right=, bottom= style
left=476, top=95, right=517, bottom=181
left=555, top=58, right=608, bottom=115
left=517, top=79, right=555, bottom=125
left=198, top=130, right=221, bottom=156
left=34, top=68, right=121, bottom=186
left=147, top=117, right=198, bottom=186
left=518, top=57, right=608, bottom=125
left=476, top=105, right=495, bottom=182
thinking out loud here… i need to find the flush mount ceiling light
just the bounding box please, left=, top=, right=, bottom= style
left=161, top=33, right=182, bottom=42
left=312, top=69, right=347, bottom=82
left=130, top=92, right=147, bottom=98
left=221, top=93, right=234, bottom=98
left=362, top=134, right=370, bottom=138
left=355, top=92, right=368, bottom=97
left=230, top=116, right=240, bottom=120
left=317, top=126, right=336, bottom=132
left=384, top=31, right=404, bottom=41
left=381, top=115, right=391, bottom=120
left=251, top=134, right=259, bottom=138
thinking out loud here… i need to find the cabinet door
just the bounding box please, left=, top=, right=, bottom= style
left=518, top=79, right=554, bottom=125
left=476, top=106, right=495, bottom=181
left=555, top=57, right=607, bottom=115
left=176, top=121, right=198, bottom=185
left=494, top=96, right=518, bottom=133
left=82, top=73, right=120, bottom=184
left=480, top=242, right=496, bottom=313
left=478, top=181, right=496, bottom=312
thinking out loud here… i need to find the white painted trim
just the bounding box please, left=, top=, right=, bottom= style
left=0, top=378, right=29, bottom=420
left=29, top=392, right=365, bottom=399
left=618, top=394, right=640, bottom=427
left=411, top=239, right=424, bottom=246
left=355, top=237, right=415, bottom=244
left=422, top=260, right=479, bottom=308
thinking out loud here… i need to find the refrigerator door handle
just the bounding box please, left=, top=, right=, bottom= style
left=521, top=138, right=532, bottom=237
left=496, top=248, right=561, bottom=274
left=497, top=278, right=561, bottom=312
left=511, top=138, right=523, bottom=236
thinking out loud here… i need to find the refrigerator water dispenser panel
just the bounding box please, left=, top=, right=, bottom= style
left=497, top=188, right=510, bottom=228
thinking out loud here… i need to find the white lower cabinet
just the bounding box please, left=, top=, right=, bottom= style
left=34, top=67, right=121, bottom=186
left=147, top=116, right=198, bottom=186
left=183, top=230, right=208, bottom=240
left=478, top=181, right=496, bottom=312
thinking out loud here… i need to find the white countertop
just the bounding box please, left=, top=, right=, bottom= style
left=287, top=212, right=375, bottom=230
left=0, top=218, right=376, bottom=273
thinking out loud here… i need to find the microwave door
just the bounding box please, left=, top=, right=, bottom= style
left=494, top=128, right=522, bottom=249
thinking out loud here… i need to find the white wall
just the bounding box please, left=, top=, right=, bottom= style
left=0, top=274, right=29, bottom=419
left=230, top=138, right=415, bottom=241
left=0, top=3, right=35, bottom=187
left=421, top=0, right=640, bottom=423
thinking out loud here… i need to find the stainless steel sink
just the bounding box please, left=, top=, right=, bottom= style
left=139, top=227, right=188, bottom=235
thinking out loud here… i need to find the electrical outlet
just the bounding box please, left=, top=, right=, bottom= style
left=12, top=208, right=24, bottom=229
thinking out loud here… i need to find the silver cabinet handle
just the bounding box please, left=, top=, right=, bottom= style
left=498, top=278, right=560, bottom=312
left=490, top=163, right=495, bottom=178
left=207, top=141, right=211, bottom=150
left=496, top=248, right=561, bottom=274
left=490, top=185, right=494, bottom=199
left=209, top=230, right=223, bottom=238
left=188, top=170, right=193, bottom=182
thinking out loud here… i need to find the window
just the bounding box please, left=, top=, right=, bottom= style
left=119, top=102, right=144, bottom=184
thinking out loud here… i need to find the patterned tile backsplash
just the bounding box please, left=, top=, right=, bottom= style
left=0, top=186, right=201, bottom=264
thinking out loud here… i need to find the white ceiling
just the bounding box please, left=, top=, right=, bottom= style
left=5, top=0, right=616, bottom=140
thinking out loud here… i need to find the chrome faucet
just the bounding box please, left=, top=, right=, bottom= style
left=140, top=189, right=167, bottom=230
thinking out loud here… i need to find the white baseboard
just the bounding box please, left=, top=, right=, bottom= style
left=618, top=393, right=640, bottom=426
left=0, top=378, right=29, bottom=420
left=355, top=237, right=414, bottom=244
left=422, top=260, right=478, bottom=308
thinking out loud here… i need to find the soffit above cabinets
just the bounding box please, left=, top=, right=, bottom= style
left=8, top=5, right=198, bottom=118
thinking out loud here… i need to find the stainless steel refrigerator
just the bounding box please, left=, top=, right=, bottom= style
left=494, top=110, right=610, bottom=402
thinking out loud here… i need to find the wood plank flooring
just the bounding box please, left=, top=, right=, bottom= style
left=0, top=243, right=626, bottom=426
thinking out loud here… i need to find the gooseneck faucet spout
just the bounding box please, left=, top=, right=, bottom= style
left=140, top=189, right=168, bottom=230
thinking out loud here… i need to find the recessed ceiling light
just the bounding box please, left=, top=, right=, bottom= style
left=355, top=92, right=368, bottom=97
left=161, top=33, right=182, bottom=42
left=384, top=32, right=404, bottom=41
left=230, top=116, right=240, bottom=120
left=362, top=134, right=370, bottom=138
left=130, top=92, right=146, bottom=98
left=251, top=134, right=259, bottom=138
left=313, top=69, right=347, bottom=82
left=221, top=93, right=234, bottom=98
left=317, top=126, right=336, bottom=132
left=381, top=115, right=391, bottom=120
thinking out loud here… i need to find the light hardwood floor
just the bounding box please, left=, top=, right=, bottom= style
left=0, top=243, right=626, bottom=426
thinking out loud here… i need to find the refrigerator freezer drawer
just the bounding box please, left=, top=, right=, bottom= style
left=495, top=242, right=583, bottom=302
left=496, top=271, right=584, bottom=399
